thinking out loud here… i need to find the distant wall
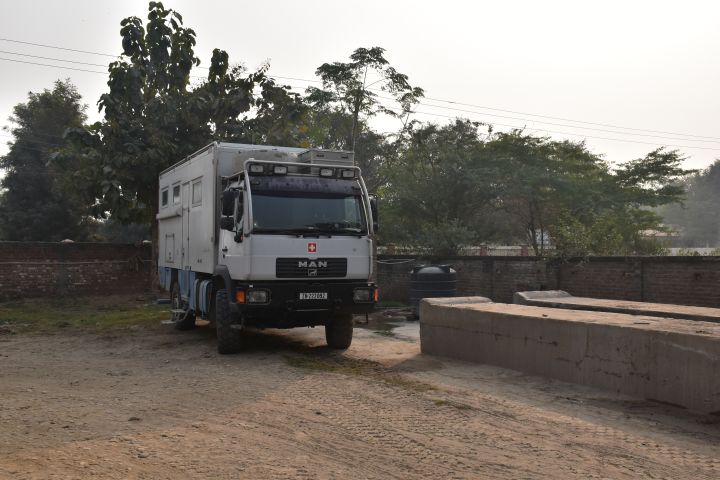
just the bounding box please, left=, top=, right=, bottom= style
left=0, top=242, right=152, bottom=301
left=2, top=244, right=718, bottom=308
left=378, top=255, right=720, bottom=308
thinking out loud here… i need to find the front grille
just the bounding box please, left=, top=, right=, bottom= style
left=276, top=258, right=348, bottom=278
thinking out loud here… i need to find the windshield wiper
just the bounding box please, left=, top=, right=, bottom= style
left=306, top=222, right=365, bottom=234
left=252, top=228, right=307, bottom=236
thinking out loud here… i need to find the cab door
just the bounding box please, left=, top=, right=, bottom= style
left=218, top=187, right=250, bottom=280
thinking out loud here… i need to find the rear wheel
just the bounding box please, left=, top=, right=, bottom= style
left=325, top=313, right=354, bottom=349
left=171, top=282, right=196, bottom=330
left=215, top=289, right=244, bottom=354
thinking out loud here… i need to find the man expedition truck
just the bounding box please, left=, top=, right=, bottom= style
left=157, top=142, right=378, bottom=353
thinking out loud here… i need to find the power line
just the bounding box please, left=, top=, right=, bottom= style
left=2, top=37, right=719, bottom=150
left=250, top=74, right=720, bottom=142
left=0, top=37, right=119, bottom=58
left=420, top=96, right=720, bottom=142
left=278, top=82, right=720, bottom=151
left=0, top=56, right=106, bottom=74
left=404, top=98, right=720, bottom=145
left=0, top=49, right=109, bottom=68
left=3, top=48, right=717, bottom=146
left=405, top=109, right=720, bottom=152
left=3, top=36, right=719, bottom=142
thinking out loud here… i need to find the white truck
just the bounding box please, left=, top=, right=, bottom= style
left=157, top=142, right=378, bottom=353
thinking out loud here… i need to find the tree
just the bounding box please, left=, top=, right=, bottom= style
left=381, top=120, right=692, bottom=257
left=382, top=120, right=501, bottom=255
left=487, top=131, right=611, bottom=255
left=308, top=47, right=424, bottom=149
left=306, top=47, right=423, bottom=191
left=0, top=80, right=91, bottom=241
left=62, top=2, right=304, bottom=243
left=657, top=159, right=720, bottom=247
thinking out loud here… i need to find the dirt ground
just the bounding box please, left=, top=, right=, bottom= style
left=1, top=311, right=719, bottom=479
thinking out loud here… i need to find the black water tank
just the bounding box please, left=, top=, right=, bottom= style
left=409, top=265, right=457, bottom=318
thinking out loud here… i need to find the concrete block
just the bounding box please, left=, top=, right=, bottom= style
left=514, top=290, right=572, bottom=303
left=420, top=296, right=492, bottom=307
left=420, top=302, right=720, bottom=414
left=514, top=290, right=720, bottom=323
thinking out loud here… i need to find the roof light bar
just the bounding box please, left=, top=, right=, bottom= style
left=273, top=165, right=288, bottom=175
left=340, top=169, right=355, bottom=179
left=249, top=164, right=264, bottom=174
left=319, top=168, right=334, bottom=177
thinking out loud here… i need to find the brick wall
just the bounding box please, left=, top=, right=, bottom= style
left=0, top=242, right=152, bottom=301
left=378, top=255, right=720, bottom=308
left=2, top=244, right=718, bottom=308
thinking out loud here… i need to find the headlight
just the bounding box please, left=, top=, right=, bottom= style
left=353, top=288, right=373, bottom=303
left=247, top=289, right=270, bottom=304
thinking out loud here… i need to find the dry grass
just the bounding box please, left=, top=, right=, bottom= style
left=0, top=294, right=168, bottom=334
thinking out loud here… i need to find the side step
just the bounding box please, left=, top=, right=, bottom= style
left=161, top=309, right=190, bottom=325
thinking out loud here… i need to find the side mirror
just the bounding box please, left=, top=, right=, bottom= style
left=369, top=196, right=379, bottom=233
left=219, top=216, right=234, bottom=231
left=221, top=190, right=236, bottom=216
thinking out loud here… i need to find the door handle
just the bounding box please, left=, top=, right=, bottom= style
left=222, top=247, right=228, bottom=253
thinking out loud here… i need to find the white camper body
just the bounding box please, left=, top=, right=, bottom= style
left=157, top=142, right=377, bottom=353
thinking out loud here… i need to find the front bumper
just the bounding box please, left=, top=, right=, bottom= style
left=232, top=280, right=376, bottom=328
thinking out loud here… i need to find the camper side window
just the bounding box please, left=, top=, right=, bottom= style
left=161, top=188, right=168, bottom=207
left=192, top=179, right=202, bottom=206
left=172, top=185, right=180, bottom=204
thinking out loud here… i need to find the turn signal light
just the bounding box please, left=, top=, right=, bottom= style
left=373, top=287, right=379, bottom=302
left=235, top=290, right=246, bottom=304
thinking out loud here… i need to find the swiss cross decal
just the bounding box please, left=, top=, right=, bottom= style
left=308, top=243, right=317, bottom=253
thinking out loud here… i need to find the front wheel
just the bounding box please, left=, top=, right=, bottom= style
left=325, top=313, right=354, bottom=349
left=215, top=289, right=244, bottom=354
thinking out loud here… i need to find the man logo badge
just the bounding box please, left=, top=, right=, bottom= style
left=297, top=260, right=328, bottom=268
left=298, top=259, right=327, bottom=277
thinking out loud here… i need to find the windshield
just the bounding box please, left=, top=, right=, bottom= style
left=251, top=193, right=366, bottom=235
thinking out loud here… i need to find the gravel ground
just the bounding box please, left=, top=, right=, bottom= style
left=1, top=317, right=719, bottom=479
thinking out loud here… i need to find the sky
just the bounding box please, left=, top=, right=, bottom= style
left=1, top=0, right=719, bottom=174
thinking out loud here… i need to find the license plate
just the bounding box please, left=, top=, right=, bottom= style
left=299, top=292, right=328, bottom=300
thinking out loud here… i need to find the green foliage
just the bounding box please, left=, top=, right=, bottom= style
left=91, top=219, right=151, bottom=243
left=0, top=80, right=92, bottom=241
left=657, top=159, right=720, bottom=247
left=381, top=121, right=691, bottom=257
left=613, top=148, right=692, bottom=207
left=307, top=46, right=423, bottom=150
left=381, top=120, right=501, bottom=255
left=62, top=2, right=304, bottom=225
left=550, top=208, right=668, bottom=257
left=486, top=131, right=614, bottom=255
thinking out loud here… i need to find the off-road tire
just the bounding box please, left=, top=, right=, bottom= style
left=325, top=313, right=354, bottom=349
left=171, top=282, right=196, bottom=331
left=215, top=289, right=244, bottom=354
